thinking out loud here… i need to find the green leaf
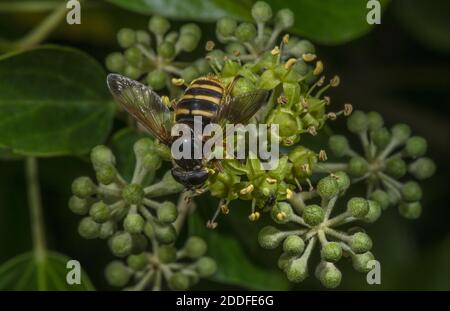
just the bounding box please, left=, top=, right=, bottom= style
left=189, top=209, right=291, bottom=290
left=0, top=251, right=95, bottom=290
left=0, top=45, right=115, bottom=157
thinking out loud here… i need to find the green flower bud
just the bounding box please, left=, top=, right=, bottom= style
left=136, top=30, right=150, bottom=45
left=148, top=16, right=170, bottom=35
left=127, top=253, right=148, bottom=271
left=225, top=42, right=246, bottom=55
left=266, top=108, right=302, bottom=139
left=258, top=226, right=285, bottom=249
left=96, top=164, right=116, bottom=185
left=196, top=257, right=217, bottom=277
left=217, top=17, right=237, bottom=37
left=334, top=171, right=351, bottom=193
left=391, top=124, right=411, bottom=144
left=285, top=258, right=308, bottom=283
left=251, top=1, right=272, bottom=23
left=165, top=31, right=179, bottom=44
left=271, top=202, right=294, bottom=224
left=178, top=33, right=199, bottom=52
left=283, top=235, right=305, bottom=256
left=398, top=201, right=422, bottom=219
left=348, top=156, right=369, bottom=177
left=124, top=213, right=145, bottom=234
left=401, top=181, right=422, bottom=202
left=143, top=221, right=154, bottom=239
left=367, top=111, right=384, bottom=131
left=347, top=197, right=370, bottom=218
left=124, top=46, right=142, bottom=66
left=384, top=158, right=407, bottom=179
left=321, top=242, right=342, bottom=263
left=363, top=200, right=382, bottom=223
left=68, top=196, right=89, bottom=215
left=409, top=157, right=436, bottom=180
left=154, top=222, right=177, bottom=244
left=288, top=40, right=315, bottom=58
left=275, top=8, right=294, bottom=29
left=105, top=52, right=124, bottom=73
left=105, top=261, right=131, bottom=287
left=292, top=60, right=311, bottom=76
left=317, top=176, right=339, bottom=199
left=157, top=244, right=177, bottom=263
left=99, top=221, right=115, bottom=239
left=347, top=110, right=368, bottom=133
left=278, top=253, right=293, bottom=270
left=234, top=22, right=257, bottom=42
left=157, top=41, right=176, bottom=59
left=328, top=135, right=350, bottom=157
left=117, top=28, right=136, bottom=48
left=124, top=65, right=141, bottom=79
left=146, top=70, right=167, bottom=91
left=78, top=217, right=101, bottom=239
left=184, top=236, right=207, bottom=258
left=91, top=145, right=115, bottom=169
left=168, top=272, right=190, bottom=290
left=180, top=23, right=201, bottom=41
left=303, top=205, right=325, bottom=226
left=110, top=232, right=133, bottom=257
left=157, top=201, right=178, bottom=224
left=318, top=262, right=342, bottom=288
left=142, top=153, right=162, bottom=172
left=371, top=127, right=391, bottom=149
left=350, top=232, right=373, bottom=253
left=232, top=77, right=256, bottom=97
left=181, top=66, right=200, bottom=83
left=369, top=190, right=390, bottom=210
left=122, top=184, right=144, bottom=205
left=133, top=138, right=154, bottom=158
left=405, top=136, right=427, bottom=158
left=352, top=252, right=375, bottom=273
left=194, top=58, right=211, bottom=74
left=72, top=176, right=96, bottom=198
left=206, top=49, right=225, bottom=67
left=89, top=201, right=111, bottom=223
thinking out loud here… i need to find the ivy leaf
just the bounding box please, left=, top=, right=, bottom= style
left=189, top=208, right=291, bottom=290
left=0, top=251, right=95, bottom=290
left=0, top=45, right=116, bottom=157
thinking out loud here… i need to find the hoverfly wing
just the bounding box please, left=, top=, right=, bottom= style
left=107, top=74, right=173, bottom=145
left=216, top=90, right=269, bottom=125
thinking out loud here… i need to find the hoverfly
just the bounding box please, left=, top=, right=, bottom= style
left=107, top=73, right=268, bottom=189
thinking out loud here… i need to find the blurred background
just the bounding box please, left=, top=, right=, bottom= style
left=0, top=0, right=449, bottom=290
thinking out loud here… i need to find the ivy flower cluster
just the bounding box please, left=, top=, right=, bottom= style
left=69, top=139, right=216, bottom=290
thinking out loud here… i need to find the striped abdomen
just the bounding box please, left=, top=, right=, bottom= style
left=175, top=77, right=224, bottom=124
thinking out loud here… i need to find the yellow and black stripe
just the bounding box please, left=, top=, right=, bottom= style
left=175, top=77, right=224, bottom=124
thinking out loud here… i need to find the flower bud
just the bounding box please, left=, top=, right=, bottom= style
left=143, top=221, right=154, bottom=239
left=384, top=158, right=407, bottom=179
left=148, top=16, right=170, bottom=35
left=180, top=23, right=201, bottom=40
left=194, top=58, right=211, bottom=74
left=321, top=242, right=342, bottom=263
left=142, top=153, right=162, bottom=172
left=133, top=138, right=154, bottom=158
left=105, top=52, right=124, bottom=73
left=285, top=258, right=308, bottom=283
left=122, top=184, right=144, bottom=205
left=184, top=236, right=207, bottom=258
left=347, top=197, right=370, bottom=218
left=363, top=200, right=382, bottom=223
left=347, top=110, right=368, bottom=133
left=317, top=176, right=339, bottom=199
left=405, top=136, right=427, bottom=158
left=127, top=253, right=148, bottom=271
left=258, top=226, right=285, bottom=249
left=391, top=124, right=411, bottom=144
left=99, top=221, right=115, bottom=239
left=371, top=127, right=391, bottom=149
left=146, top=70, right=168, bottom=91
left=110, top=232, right=133, bottom=257
left=196, top=257, right=217, bottom=277
left=328, top=135, right=349, bottom=157
left=352, top=252, right=375, bottom=273
left=169, top=272, right=190, bottom=290
left=68, top=196, right=89, bottom=215
left=165, top=31, right=178, bottom=44
left=283, top=235, right=305, bottom=255
left=367, top=111, right=384, bottom=131
left=217, top=17, right=237, bottom=37
left=409, top=157, right=436, bottom=180
left=157, top=201, right=178, bottom=224
left=275, top=9, right=294, bottom=29
left=136, top=30, right=150, bottom=45
left=124, top=46, right=142, bottom=66
left=318, top=262, right=342, bottom=288
left=157, top=41, right=176, bottom=59
left=96, top=164, right=116, bottom=185
left=105, top=261, right=131, bottom=287
left=398, top=201, right=422, bottom=219
left=231, top=77, right=256, bottom=96
left=158, top=244, right=177, bottom=263
left=288, top=40, right=315, bottom=58
left=154, top=222, right=177, bottom=244
left=334, top=171, right=351, bottom=193
left=78, top=217, right=101, bottom=239
left=234, top=22, right=257, bottom=42
left=303, top=204, right=325, bottom=226
left=181, top=66, right=200, bottom=84
left=278, top=253, right=293, bottom=270
left=271, top=202, right=293, bottom=224
left=72, top=176, right=96, bottom=198
left=124, top=65, right=141, bottom=79
left=124, top=213, right=145, bottom=234
left=369, top=190, right=390, bottom=210
left=89, top=201, right=111, bottom=223
left=348, top=156, right=369, bottom=177
left=401, top=181, right=422, bottom=202
left=251, top=1, right=272, bottom=23
left=206, top=49, right=225, bottom=67
left=117, top=28, right=136, bottom=48
left=350, top=232, right=373, bottom=253
left=178, top=33, right=199, bottom=52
